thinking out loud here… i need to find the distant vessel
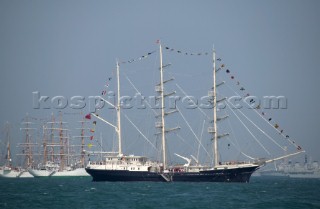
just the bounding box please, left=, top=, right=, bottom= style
left=261, top=155, right=320, bottom=179
left=259, top=169, right=289, bottom=178
left=0, top=121, right=33, bottom=178
left=28, top=113, right=89, bottom=177
left=85, top=43, right=304, bottom=182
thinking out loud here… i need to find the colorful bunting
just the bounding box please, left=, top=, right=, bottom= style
left=120, top=50, right=156, bottom=65
left=218, top=54, right=303, bottom=151
left=164, top=46, right=209, bottom=56
left=85, top=114, right=91, bottom=120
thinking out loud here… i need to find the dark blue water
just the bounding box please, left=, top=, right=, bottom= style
left=0, top=176, right=319, bottom=209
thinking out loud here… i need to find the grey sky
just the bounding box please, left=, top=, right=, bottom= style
left=0, top=0, right=319, bottom=163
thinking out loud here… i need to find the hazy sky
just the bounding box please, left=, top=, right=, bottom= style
left=0, top=0, right=319, bottom=164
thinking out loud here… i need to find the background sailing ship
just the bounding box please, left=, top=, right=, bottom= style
left=28, top=113, right=89, bottom=177
left=0, top=116, right=34, bottom=178
left=259, top=155, right=320, bottom=178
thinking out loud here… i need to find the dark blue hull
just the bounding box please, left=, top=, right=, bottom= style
left=85, top=166, right=259, bottom=183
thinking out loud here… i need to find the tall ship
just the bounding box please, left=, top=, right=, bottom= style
left=28, top=113, right=89, bottom=177
left=85, top=42, right=304, bottom=182
left=0, top=118, right=34, bottom=178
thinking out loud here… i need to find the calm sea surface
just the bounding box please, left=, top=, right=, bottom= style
left=0, top=176, right=319, bottom=209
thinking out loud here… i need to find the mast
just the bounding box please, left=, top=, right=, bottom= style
left=5, top=122, right=11, bottom=166
left=73, top=118, right=90, bottom=167
left=80, top=120, right=85, bottom=167
left=212, top=47, right=219, bottom=166
left=18, top=114, right=37, bottom=168
left=67, top=132, right=70, bottom=167
left=116, top=61, right=122, bottom=156
left=90, top=61, right=122, bottom=157
left=59, top=113, right=65, bottom=171
left=100, top=132, right=103, bottom=161
left=159, top=43, right=166, bottom=170
left=25, top=114, right=33, bottom=167
left=42, top=124, right=48, bottom=165
left=49, top=113, right=55, bottom=163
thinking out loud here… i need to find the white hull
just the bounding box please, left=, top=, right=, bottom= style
left=28, top=168, right=54, bottom=177
left=0, top=168, right=33, bottom=178
left=28, top=168, right=89, bottom=177
left=52, top=168, right=89, bottom=177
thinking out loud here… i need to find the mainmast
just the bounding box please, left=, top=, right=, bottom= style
left=116, top=61, right=122, bottom=156
left=213, top=48, right=219, bottom=166
left=159, top=43, right=166, bottom=170
left=210, top=48, right=219, bottom=167
left=156, top=42, right=179, bottom=170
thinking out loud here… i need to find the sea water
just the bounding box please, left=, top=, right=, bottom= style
left=0, top=176, right=319, bottom=209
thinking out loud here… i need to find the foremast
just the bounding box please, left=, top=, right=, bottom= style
left=91, top=61, right=122, bottom=156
